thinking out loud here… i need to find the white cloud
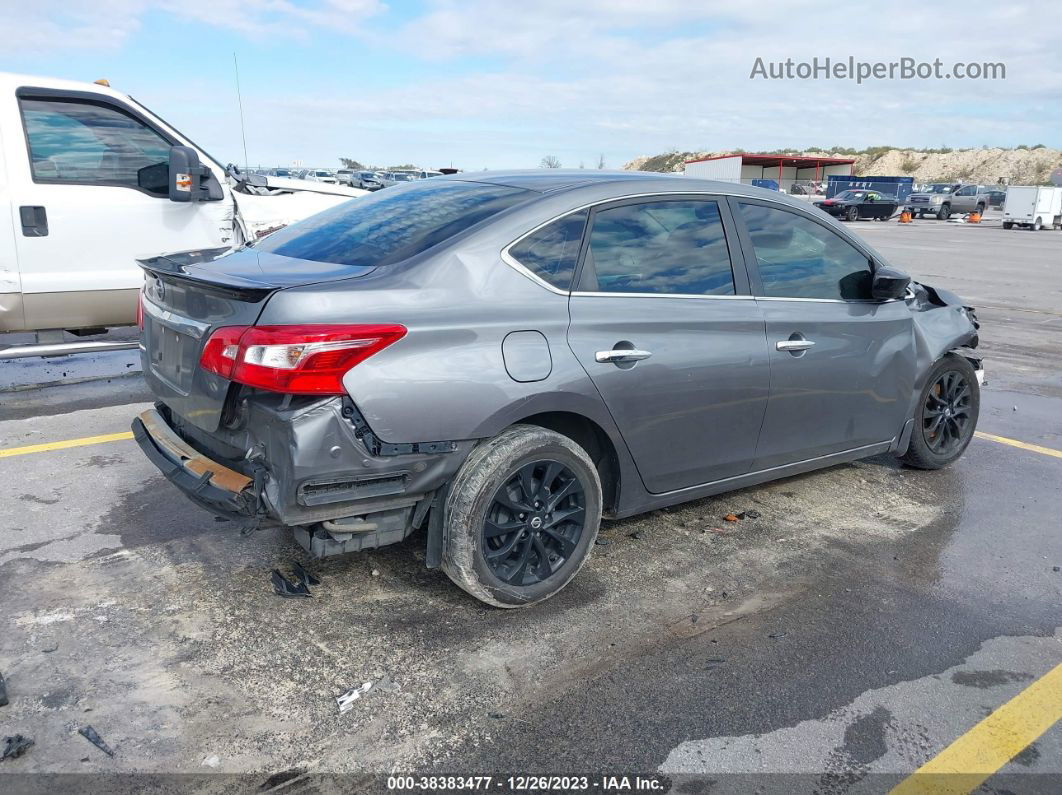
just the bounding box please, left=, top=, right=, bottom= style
left=0, top=0, right=147, bottom=54
left=0, top=0, right=384, bottom=53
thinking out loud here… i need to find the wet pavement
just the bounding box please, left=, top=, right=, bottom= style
left=0, top=219, right=1059, bottom=792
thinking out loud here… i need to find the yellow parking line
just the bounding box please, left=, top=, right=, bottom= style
left=890, top=663, right=1062, bottom=795
left=974, top=431, right=1062, bottom=460
left=0, top=431, right=134, bottom=458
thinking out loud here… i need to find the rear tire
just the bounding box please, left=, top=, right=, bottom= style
left=902, top=355, right=979, bottom=470
left=1002, top=221, right=1013, bottom=230
left=442, top=425, right=602, bottom=608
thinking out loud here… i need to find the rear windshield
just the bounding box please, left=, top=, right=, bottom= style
left=257, top=179, right=530, bottom=267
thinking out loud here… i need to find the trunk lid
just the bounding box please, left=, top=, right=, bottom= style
left=139, top=247, right=375, bottom=432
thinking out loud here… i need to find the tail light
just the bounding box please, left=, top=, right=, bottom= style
left=136, top=288, right=144, bottom=330
left=198, top=324, right=406, bottom=395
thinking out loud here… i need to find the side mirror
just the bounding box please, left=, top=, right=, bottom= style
left=168, top=146, right=223, bottom=202
left=872, top=264, right=911, bottom=300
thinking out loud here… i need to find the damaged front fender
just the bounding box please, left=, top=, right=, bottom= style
left=897, top=280, right=982, bottom=450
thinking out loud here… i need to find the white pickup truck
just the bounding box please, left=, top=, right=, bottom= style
left=0, top=72, right=365, bottom=356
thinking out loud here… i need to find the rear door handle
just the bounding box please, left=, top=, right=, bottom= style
left=776, top=339, right=815, bottom=352
left=595, top=348, right=652, bottom=363
left=19, top=206, right=48, bottom=237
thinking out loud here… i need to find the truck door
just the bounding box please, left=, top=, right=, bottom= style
left=10, top=89, right=233, bottom=331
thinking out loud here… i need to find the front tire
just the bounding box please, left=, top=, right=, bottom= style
left=937, top=204, right=951, bottom=220
left=442, top=425, right=602, bottom=608
left=845, top=206, right=860, bottom=222
left=902, top=355, right=979, bottom=470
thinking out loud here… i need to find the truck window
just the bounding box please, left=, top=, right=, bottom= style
left=19, top=97, right=172, bottom=196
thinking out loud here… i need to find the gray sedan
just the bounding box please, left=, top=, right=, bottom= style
left=133, top=171, right=982, bottom=607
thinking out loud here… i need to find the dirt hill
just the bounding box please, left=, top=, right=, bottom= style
left=624, top=147, right=1062, bottom=185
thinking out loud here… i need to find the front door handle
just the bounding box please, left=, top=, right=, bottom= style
left=595, top=348, right=652, bottom=363
left=19, top=206, right=48, bottom=237
left=776, top=339, right=815, bottom=352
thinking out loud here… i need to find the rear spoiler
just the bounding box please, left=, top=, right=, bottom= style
left=137, top=248, right=275, bottom=302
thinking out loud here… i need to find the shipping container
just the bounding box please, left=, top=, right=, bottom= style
left=827, top=175, right=914, bottom=203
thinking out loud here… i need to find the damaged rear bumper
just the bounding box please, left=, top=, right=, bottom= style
left=132, top=409, right=259, bottom=519
left=133, top=397, right=475, bottom=559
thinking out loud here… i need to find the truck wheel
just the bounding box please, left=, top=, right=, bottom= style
left=975, top=203, right=985, bottom=217
left=1002, top=221, right=1013, bottom=230
left=937, top=204, right=951, bottom=220
left=442, top=425, right=602, bottom=608
left=1033, top=217, right=1043, bottom=231
left=901, top=355, right=979, bottom=470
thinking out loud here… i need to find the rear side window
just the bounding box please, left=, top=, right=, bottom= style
left=19, top=96, right=172, bottom=194
left=737, top=203, right=872, bottom=300
left=584, top=199, right=735, bottom=295
left=508, top=210, right=588, bottom=290
left=258, top=180, right=529, bottom=267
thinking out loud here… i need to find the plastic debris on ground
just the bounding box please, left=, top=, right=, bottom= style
left=291, top=561, right=321, bottom=587
left=724, top=513, right=739, bottom=522
left=336, top=682, right=374, bottom=713
left=2, top=735, right=34, bottom=761
left=336, top=674, right=400, bottom=714
left=78, top=725, right=115, bottom=757
left=271, top=561, right=322, bottom=598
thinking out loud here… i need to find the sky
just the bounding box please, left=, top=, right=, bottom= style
left=2, top=1, right=1060, bottom=171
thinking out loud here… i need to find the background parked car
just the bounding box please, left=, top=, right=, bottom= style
left=814, top=190, right=899, bottom=221
left=305, top=169, right=338, bottom=184
left=905, top=183, right=991, bottom=219
left=356, top=170, right=383, bottom=190
left=377, top=171, right=418, bottom=188
left=789, top=180, right=825, bottom=196
left=335, top=169, right=355, bottom=186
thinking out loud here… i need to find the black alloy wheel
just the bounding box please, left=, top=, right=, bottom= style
left=481, top=460, right=586, bottom=586
left=922, top=370, right=974, bottom=455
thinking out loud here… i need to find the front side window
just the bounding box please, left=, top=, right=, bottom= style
left=737, top=202, right=872, bottom=300
left=258, top=179, right=529, bottom=267
left=19, top=97, right=171, bottom=194
left=583, top=199, right=735, bottom=295
left=508, top=210, right=588, bottom=290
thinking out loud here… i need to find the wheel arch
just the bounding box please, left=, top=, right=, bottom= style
left=511, top=411, right=622, bottom=515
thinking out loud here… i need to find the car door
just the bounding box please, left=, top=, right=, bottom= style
left=952, top=185, right=976, bottom=213
left=732, top=199, right=916, bottom=470
left=565, top=195, right=771, bottom=493
left=12, top=89, right=232, bottom=330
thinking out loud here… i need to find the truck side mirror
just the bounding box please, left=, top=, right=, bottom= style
left=168, top=146, right=223, bottom=203
left=871, top=264, right=911, bottom=300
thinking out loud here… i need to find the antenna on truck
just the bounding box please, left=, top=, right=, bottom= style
left=233, top=52, right=250, bottom=174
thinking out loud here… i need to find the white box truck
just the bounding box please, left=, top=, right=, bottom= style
left=1001, top=186, right=1062, bottom=231
left=0, top=72, right=366, bottom=358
